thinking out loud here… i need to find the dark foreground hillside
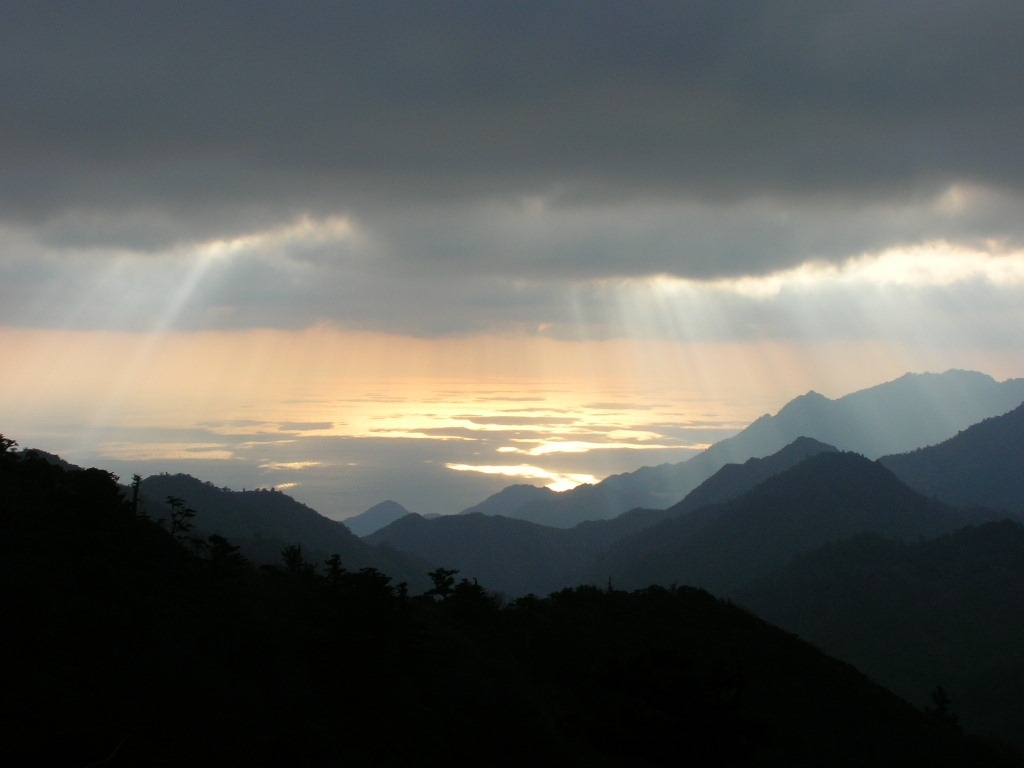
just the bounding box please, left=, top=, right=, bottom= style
left=739, top=521, right=1024, bottom=748
left=138, top=472, right=434, bottom=591
left=2, top=437, right=1020, bottom=767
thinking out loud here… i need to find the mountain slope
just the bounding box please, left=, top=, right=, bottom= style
left=484, top=370, right=1024, bottom=527
left=591, top=451, right=1004, bottom=596
left=671, top=436, right=838, bottom=514
left=880, top=402, right=1024, bottom=513
left=738, top=520, right=1024, bottom=748
left=140, top=474, right=432, bottom=590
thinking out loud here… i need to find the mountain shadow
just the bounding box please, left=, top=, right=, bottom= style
left=881, top=401, right=1024, bottom=514
left=738, top=520, right=1024, bottom=749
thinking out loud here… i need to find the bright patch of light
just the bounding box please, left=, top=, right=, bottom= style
left=682, top=242, right=1024, bottom=298
left=186, top=214, right=359, bottom=260
left=259, top=461, right=322, bottom=471
left=446, top=462, right=597, bottom=492
left=843, top=242, right=1024, bottom=287
left=626, top=242, right=1024, bottom=308
left=238, top=439, right=298, bottom=448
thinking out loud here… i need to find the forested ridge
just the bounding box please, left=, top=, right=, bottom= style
left=2, top=437, right=1021, bottom=766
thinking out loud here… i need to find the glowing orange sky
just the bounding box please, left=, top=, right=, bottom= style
left=11, top=324, right=1013, bottom=441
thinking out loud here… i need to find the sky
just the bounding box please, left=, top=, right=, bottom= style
left=3, top=1, right=1024, bottom=519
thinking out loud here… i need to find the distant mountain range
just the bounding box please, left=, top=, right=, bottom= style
left=369, top=442, right=1017, bottom=599
left=452, top=369, right=1024, bottom=528
left=356, top=381, right=1024, bottom=600
left=26, top=370, right=1024, bottom=600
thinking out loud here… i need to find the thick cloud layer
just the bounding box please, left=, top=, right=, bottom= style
left=3, top=1, right=1024, bottom=334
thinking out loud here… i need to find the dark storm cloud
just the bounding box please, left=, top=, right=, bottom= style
left=4, top=0, right=1024, bottom=337
left=4, top=1, right=1022, bottom=225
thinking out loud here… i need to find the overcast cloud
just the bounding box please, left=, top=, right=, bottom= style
left=3, top=1, right=1024, bottom=339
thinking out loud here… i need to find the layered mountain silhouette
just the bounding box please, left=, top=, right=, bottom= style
left=9, top=368, right=1024, bottom=760
left=462, top=370, right=1024, bottom=527
left=139, top=474, right=432, bottom=590
left=881, top=401, right=1024, bottom=514
left=592, top=451, right=1008, bottom=596
left=5, top=433, right=1023, bottom=765
left=370, top=439, right=971, bottom=599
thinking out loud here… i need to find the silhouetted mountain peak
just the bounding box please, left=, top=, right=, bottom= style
left=789, top=389, right=828, bottom=404
left=344, top=499, right=413, bottom=537
left=671, top=436, right=839, bottom=514
left=745, top=436, right=839, bottom=469
left=754, top=451, right=901, bottom=500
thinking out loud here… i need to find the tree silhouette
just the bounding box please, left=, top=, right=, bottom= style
left=925, top=685, right=960, bottom=728
left=206, top=534, right=249, bottom=572
left=131, top=473, right=143, bottom=517
left=281, top=543, right=315, bottom=576
left=324, top=553, right=347, bottom=588
left=426, top=567, right=458, bottom=600
left=161, top=495, right=196, bottom=540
